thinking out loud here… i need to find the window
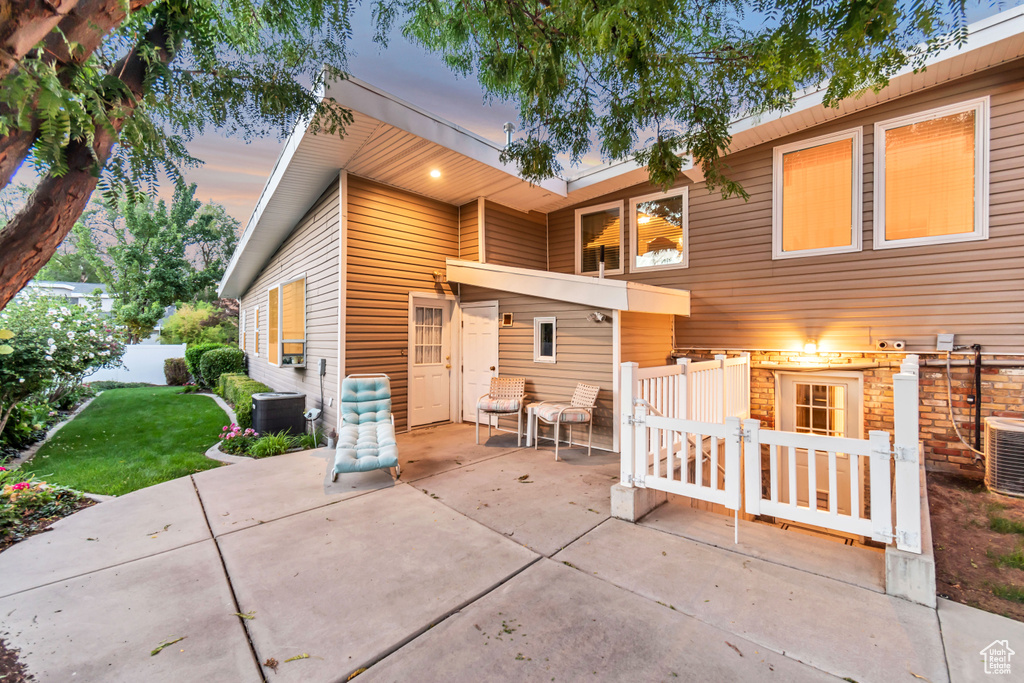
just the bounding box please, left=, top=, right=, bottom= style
left=266, top=275, right=306, bottom=367
left=575, top=201, right=624, bottom=275
left=254, top=306, right=260, bottom=356
left=772, top=129, right=862, bottom=259
left=240, top=309, right=247, bottom=351
left=630, top=188, right=688, bottom=271
left=268, top=286, right=279, bottom=365
left=533, top=317, right=556, bottom=363
left=874, top=97, right=989, bottom=249
left=414, top=306, right=443, bottom=365
left=280, top=277, right=306, bottom=366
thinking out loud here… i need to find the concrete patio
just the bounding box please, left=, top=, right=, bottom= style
left=1, top=423, right=1020, bottom=682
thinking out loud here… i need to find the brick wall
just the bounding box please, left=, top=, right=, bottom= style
left=683, top=350, right=1024, bottom=478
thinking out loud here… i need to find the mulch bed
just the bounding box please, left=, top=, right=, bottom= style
left=929, top=471, right=1024, bottom=621
left=0, top=639, right=33, bottom=682
left=0, top=497, right=97, bottom=554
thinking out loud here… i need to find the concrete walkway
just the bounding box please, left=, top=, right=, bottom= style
left=0, top=423, right=1018, bottom=682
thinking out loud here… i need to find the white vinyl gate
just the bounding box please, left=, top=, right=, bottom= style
left=621, top=355, right=923, bottom=554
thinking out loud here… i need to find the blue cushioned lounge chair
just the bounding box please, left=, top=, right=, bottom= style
left=332, top=374, right=400, bottom=481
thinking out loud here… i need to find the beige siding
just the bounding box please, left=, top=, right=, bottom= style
left=459, top=200, right=479, bottom=262
left=239, top=179, right=341, bottom=434
left=346, top=175, right=459, bottom=430
left=620, top=312, right=675, bottom=369
left=461, top=286, right=615, bottom=450
left=484, top=200, right=547, bottom=269
left=547, top=60, right=1024, bottom=354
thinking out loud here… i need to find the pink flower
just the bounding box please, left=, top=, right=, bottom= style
left=222, top=426, right=229, bottom=432
left=0, top=467, right=6, bottom=471
left=12, top=482, right=30, bottom=491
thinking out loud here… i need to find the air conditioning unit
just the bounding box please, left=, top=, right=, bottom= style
left=985, top=417, right=1024, bottom=497
left=251, top=392, right=306, bottom=436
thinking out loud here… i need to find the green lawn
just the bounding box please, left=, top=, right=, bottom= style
left=21, top=386, right=225, bottom=495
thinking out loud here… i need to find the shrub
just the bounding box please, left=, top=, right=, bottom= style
left=199, top=347, right=244, bottom=387
left=184, top=342, right=229, bottom=382
left=232, top=380, right=272, bottom=429
left=161, top=301, right=237, bottom=346
left=218, top=373, right=247, bottom=398
left=164, top=358, right=189, bottom=386
left=87, top=381, right=154, bottom=391
left=250, top=431, right=295, bottom=458
left=217, top=423, right=260, bottom=455
left=296, top=429, right=322, bottom=451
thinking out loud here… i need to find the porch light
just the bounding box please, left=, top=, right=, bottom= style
left=803, top=340, right=818, bottom=354
left=430, top=169, right=441, bottom=178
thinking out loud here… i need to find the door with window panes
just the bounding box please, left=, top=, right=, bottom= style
left=777, top=374, right=863, bottom=516
left=409, top=300, right=452, bottom=426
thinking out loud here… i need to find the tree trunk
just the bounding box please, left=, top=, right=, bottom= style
left=0, top=0, right=156, bottom=190
left=0, top=19, right=174, bottom=311
left=0, top=0, right=81, bottom=79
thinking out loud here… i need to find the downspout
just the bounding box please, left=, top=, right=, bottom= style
left=973, top=344, right=983, bottom=452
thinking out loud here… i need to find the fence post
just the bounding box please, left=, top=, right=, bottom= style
left=893, top=354, right=922, bottom=553
left=634, top=401, right=648, bottom=487
left=724, top=416, right=742, bottom=510
left=742, top=418, right=761, bottom=515
left=620, top=362, right=639, bottom=486
left=869, top=430, right=894, bottom=543
left=741, top=351, right=752, bottom=419
left=715, top=354, right=727, bottom=423
left=676, top=357, right=689, bottom=421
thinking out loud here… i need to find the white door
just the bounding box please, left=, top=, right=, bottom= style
left=778, top=374, right=863, bottom=515
left=461, top=302, right=498, bottom=422
left=409, top=301, right=452, bottom=426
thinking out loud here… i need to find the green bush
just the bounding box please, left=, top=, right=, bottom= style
left=199, top=347, right=244, bottom=387
left=232, top=380, right=272, bottom=429
left=218, top=372, right=247, bottom=397
left=87, top=381, right=153, bottom=390
left=250, top=431, right=296, bottom=458
left=184, top=342, right=229, bottom=383
left=222, top=374, right=258, bottom=406
left=164, top=358, right=189, bottom=386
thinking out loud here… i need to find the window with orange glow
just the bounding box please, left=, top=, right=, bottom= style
left=875, top=99, right=988, bottom=248
left=631, top=188, right=688, bottom=270
left=575, top=201, right=623, bottom=275
left=268, top=286, right=279, bottom=365
left=280, top=277, right=306, bottom=366
left=773, top=130, right=861, bottom=259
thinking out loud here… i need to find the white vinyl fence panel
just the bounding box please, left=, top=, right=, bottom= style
left=87, top=344, right=186, bottom=385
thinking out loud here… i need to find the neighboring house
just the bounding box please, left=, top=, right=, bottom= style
left=23, top=281, right=114, bottom=312
left=219, top=6, right=1024, bottom=476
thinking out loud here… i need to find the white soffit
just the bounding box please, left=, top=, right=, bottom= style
left=445, top=259, right=690, bottom=316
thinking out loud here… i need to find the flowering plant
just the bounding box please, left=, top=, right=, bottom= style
left=0, top=294, right=126, bottom=438
left=218, top=423, right=259, bottom=455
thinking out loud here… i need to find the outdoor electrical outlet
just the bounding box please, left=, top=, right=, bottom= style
left=937, top=334, right=955, bottom=352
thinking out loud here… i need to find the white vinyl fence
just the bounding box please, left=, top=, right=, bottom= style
left=621, top=355, right=923, bottom=554
left=87, top=344, right=186, bottom=385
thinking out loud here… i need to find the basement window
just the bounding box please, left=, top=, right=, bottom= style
left=534, top=317, right=556, bottom=363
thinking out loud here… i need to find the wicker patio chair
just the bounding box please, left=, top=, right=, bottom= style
left=533, top=383, right=600, bottom=460
left=476, top=376, right=527, bottom=446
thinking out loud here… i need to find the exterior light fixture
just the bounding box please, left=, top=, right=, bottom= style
left=429, top=169, right=441, bottom=178
left=803, top=340, right=818, bottom=354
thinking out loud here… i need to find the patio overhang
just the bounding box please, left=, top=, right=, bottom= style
left=445, top=259, right=690, bottom=316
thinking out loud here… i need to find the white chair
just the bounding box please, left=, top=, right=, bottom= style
left=533, top=383, right=600, bottom=460
left=476, top=376, right=527, bottom=446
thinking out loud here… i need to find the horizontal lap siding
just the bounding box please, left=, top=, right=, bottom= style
left=620, top=312, right=675, bottom=369
left=548, top=60, right=1024, bottom=354
left=484, top=201, right=547, bottom=269
left=239, top=179, right=340, bottom=434
left=346, top=175, right=459, bottom=430
left=460, top=200, right=479, bottom=261
left=460, top=286, right=615, bottom=450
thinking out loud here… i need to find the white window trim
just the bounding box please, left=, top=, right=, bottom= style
left=872, top=96, right=990, bottom=250
left=574, top=200, right=625, bottom=276
left=267, top=285, right=280, bottom=367
left=274, top=273, right=307, bottom=369
left=772, top=127, right=863, bottom=260
left=533, top=316, right=556, bottom=363
left=774, top=371, right=865, bottom=440
left=629, top=187, right=689, bottom=272
left=240, top=308, right=246, bottom=351
left=253, top=305, right=260, bottom=358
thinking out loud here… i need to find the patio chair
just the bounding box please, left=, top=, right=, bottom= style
left=476, top=376, right=527, bottom=446
left=332, top=374, right=400, bottom=481
left=534, top=383, right=600, bottom=460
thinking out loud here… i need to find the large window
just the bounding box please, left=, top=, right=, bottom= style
left=630, top=188, right=688, bottom=271
left=772, top=129, right=862, bottom=259
left=575, top=201, right=624, bottom=275
left=874, top=98, right=989, bottom=249
left=254, top=306, right=260, bottom=356
left=533, top=317, right=556, bottom=363
left=266, top=275, right=306, bottom=367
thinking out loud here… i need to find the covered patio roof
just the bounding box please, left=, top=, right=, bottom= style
left=445, top=259, right=690, bottom=315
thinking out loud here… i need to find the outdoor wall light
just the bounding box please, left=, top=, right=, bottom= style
left=803, top=340, right=818, bottom=354
left=588, top=312, right=609, bottom=323
left=429, top=169, right=441, bottom=178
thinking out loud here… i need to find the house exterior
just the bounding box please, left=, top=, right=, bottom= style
left=219, top=6, right=1024, bottom=477
left=23, top=281, right=114, bottom=312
